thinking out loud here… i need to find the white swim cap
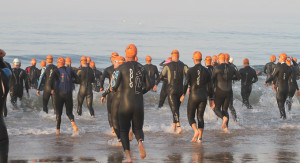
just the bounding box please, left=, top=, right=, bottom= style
left=229, top=57, right=234, bottom=63
left=13, top=58, right=21, bottom=65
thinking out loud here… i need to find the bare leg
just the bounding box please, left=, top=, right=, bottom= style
left=138, top=140, right=146, bottom=159
left=222, top=116, right=228, bottom=132
left=111, top=127, right=116, bottom=136
left=71, top=121, right=78, bottom=133
left=129, top=129, right=133, bottom=141
left=172, top=123, right=176, bottom=132
left=191, top=123, right=199, bottom=142
left=122, top=150, right=132, bottom=163
left=56, top=129, right=60, bottom=135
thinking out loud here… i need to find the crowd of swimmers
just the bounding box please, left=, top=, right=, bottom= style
left=0, top=46, right=299, bottom=162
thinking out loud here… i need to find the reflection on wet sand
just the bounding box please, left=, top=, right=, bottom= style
left=164, top=153, right=182, bottom=163
left=10, top=157, right=97, bottom=163
left=107, top=151, right=124, bottom=162
left=276, top=150, right=297, bottom=163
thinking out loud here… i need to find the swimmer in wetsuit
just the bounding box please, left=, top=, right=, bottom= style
left=2, top=58, right=11, bottom=118
left=153, top=50, right=188, bottom=134
left=158, top=57, right=172, bottom=108
left=180, top=51, right=214, bottom=143
left=52, top=57, right=79, bottom=135
left=10, top=58, right=30, bottom=108
left=37, top=60, right=46, bottom=91
left=100, top=52, right=119, bottom=134
left=89, top=61, right=102, bottom=92
left=212, top=55, right=218, bottom=67
left=212, top=53, right=240, bottom=131
left=111, top=44, right=151, bottom=162
left=144, top=56, right=159, bottom=89
left=77, top=56, right=95, bottom=117
left=205, top=56, right=214, bottom=75
left=264, top=55, right=277, bottom=86
left=37, top=55, right=58, bottom=114
left=0, top=49, right=11, bottom=162
left=239, top=58, right=258, bottom=109
left=25, top=58, right=40, bottom=89
left=285, top=57, right=300, bottom=111
left=265, top=53, right=293, bottom=119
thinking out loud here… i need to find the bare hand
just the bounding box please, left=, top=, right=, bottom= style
left=109, top=87, right=113, bottom=91
left=297, top=90, right=300, bottom=96
left=264, top=82, right=266, bottom=85
left=210, top=100, right=215, bottom=109
left=272, top=84, right=276, bottom=92
left=36, top=90, right=40, bottom=96
left=187, top=88, right=190, bottom=95
left=27, top=93, right=30, bottom=98
left=101, top=97, right=106, bottom=104
left=153, top=85, right=157, bottom=92
left=100, top=88, right=104, bottom=92
left=180, top=95, right=185, bottom=103
left=51, top=90, right=54, bottom=95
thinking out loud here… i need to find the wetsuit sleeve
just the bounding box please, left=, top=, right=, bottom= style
left=154, top=66, right=159, bottom=81
left=206, top=70, right=214, bottom=100
left=90, top=68, right=95, bottom=83
left=252, top=69, right=258, bottom=84
left=50, top=68, right=60, bottom=90
left=71, top=69, right=80, bottom=84
left=159, top=61, right=165, bottom=67
left=100, top=68, right=108, bottom=89
left=232, top=66, right=241, bottom=81
left=263, top=64, right=267, bottom=74
left=155, top=66, right=168, bottom=85
left=265, top=66, right=279, bottom=83
left=182, top=70, right=191, bottom=95
left=23, top=71, right=29, bottom=93
left=111, top=70, right=122, bottom=92
left=37, top=67, right=46, bottom=90
left=102, top=86, right=111, bottom=97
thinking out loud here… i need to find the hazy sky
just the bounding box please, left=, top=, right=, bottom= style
left=1, top=0, right=299, bottom=19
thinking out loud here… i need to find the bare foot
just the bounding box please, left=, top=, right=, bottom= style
left=56, top=129, right=60, bottom=135
left=222, top=117, right=228, bottom=131
left=172, top=124, right=176, bottom=132
left=197, top=137, right=202, bottom=143
left=91, top=115, right=95, bottom=118
left=177, top=126, right=182, bottom=134
left=138, top=141, right=146, bottom=159
left=129, top=130, right=133, bottom=141
left=122, top=159, right=132, bottom=163
left=191, top=130, right=199, bottom=142
left=112, top=131, right=116, bottom=137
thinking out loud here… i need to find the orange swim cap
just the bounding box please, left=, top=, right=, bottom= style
left=40, top=60, right=46, bottom=68
left=270, top=55, right=276, bottom=62
left=31, top=58, right=37, bottom=66
left=81, top=56, right=87, bottom=64
left=205, top=56, right=212, bottom=65
left=286, top=59, right=291, bottom=66
left=111, top=52, right=119, bottom=61
left=145, top=55, right=152, bottom=61
left=243, top=58, right=249, bottom=64
left=218, top=53, right=225, bottom=61
left=293, top=57, right=297, bottom=62
left=171, top=49, right=179, bottom=58
left=224, top=53, right=230, bottom=62
left=279, top=53, right=287, bottom=61
left=57, top=57, right=65, bottom=67
left=46, top=55, right=53, bottom=63
left=0, top=49, right=6, bottom=57
left=125, top=44, right=137, bottom=58
left=65, top=57, right=71, bottom=63
left=135, top=56, right=138, bottom=61
left=89, top=61, right=95, bottom=68
left=87, top=56, right=91, bottom=63
left=212, top=55, right=217, bottom=62
left=193, top=51, right=202, bottom=60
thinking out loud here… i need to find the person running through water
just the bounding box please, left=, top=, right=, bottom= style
left=111, top=44, right=151, bottom=162
left=285, top=57, right=300, bottom=111
left=90, top=61, right=102, bottom=92
left=37, top=55, right=58, bottom=113
left=101, top=56, right=125, bottom=143
left=65, top=57, right=77, bottom=90
left=1, top=55, right=11, bottom=118
left=0, top=49, right=11, bottom=162
left=53, top=57, right=79, bottom=135
left=158, top=57, right=172, bottom=108
left=38, top=60, right=46, bottom=91
left=144, top=56, right=159, bottom=89
left=239, top=58, right=258, bottom=109
left=77, top=56, right=95, bottom=118
left=153, top=50, right=188, bottom=134
left=265, top=53, right=292, bottom=120
left=10, top=58, right=30, bottom=108
left=87, top=56, right=91, bottom=67
left=212, top=53, right=240, bottom=131
left=180, top=51, right=214, bottom=143
left=25, top=58, right=40, bottom=89
left=264, top=55, right=277, bottom=86
left=100, top=52, right=119, bottom=134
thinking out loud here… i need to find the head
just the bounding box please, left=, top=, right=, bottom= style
left=57, top=57, right=65, bottom=68
left=65, top=57, right=71, bottom=67
left=46, top=55, right=53, bottom=65
left=224, top=53, right=230, bottom=63
left=243, top=58, right=249, bottom=67
left=145, top=55, right=152, bottom=64
left=229, top=57, right=234, bottom=64
left=111, top=52, right=119, bottom=64
left=278, top=53, right=287, bottom=63
left=171, top=49, right=179, bottom=62
left=89, top=61, right=95, bottom=69
left=31, top=58, right=37, bottom=66
left=293, top=57, right=297, bottom=62
left=13, top=58, right=21, bottom=68
left=212, top=55, right=218, bottom=63
left=80, top=56, right=87, bottom=66
left=40, top=60, right=46, bottom=69
left=205, top=56, right=212, bottom=66
left=192, top=51, right=202, bottom=65
left=270, top=55, right=276, bottom=62
left=125, top=44, right=137, bottom=61
left=218, top=54, right=225, bottom=64
left=286, top=59, right=291, bottom=66
left=0, top=49, right=6, bottom=58
left=113, top=56, right=125, bottom=69
left=87, top=56, right=91, bottom=63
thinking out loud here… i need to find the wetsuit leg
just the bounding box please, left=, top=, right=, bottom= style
left=2, top=100, right=7, bottom=117
left=86, top=92, right=94, bottom=116
left=111, top=94, right=121, bottom=139
left=55, top=94, right=64, bottom=130
left=228, top=91, right=237, bottom=120
left=222, top=93, right=231, bottom=126
left=158, top=81, right=168, bottom=108
left=51, top=94, right=57, bottom=114
left=167, top=93, right=180, bottom=123
left=65, top=92, right=75, bottom=122
left=287, top=87, right=296, bottom=111
left=132, top=101, right=144, bottom=142
left=10, top=93, right=17, bottom=108
left=276, top=91, right=288, bottom=119
left=77, top=92, right=86, bottom=116
left=187, top=97, right=198, bottom=126
left=118, top=107, right=132, bottom=151
left=197, top=101, right=207, bottom=129
left=213, top=89, right=225, bottom=119
left=42, top=90, right=51, bottom=113
left=0, top=117, right=9, bottom=163
left=246, top=85, right=253, bottom=109
left=106, top=93, right=113, bottom=127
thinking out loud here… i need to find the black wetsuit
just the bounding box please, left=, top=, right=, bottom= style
left=9, top=68, right=29, bottom=107
left=207, top=65, right=214, bottom=76
left=156, top=61, right=188, bottom=123
left=286, top=60, right=299, bottom=111
left=239, top=66, right=258, bottom=109
left=100, top=65, right=115, bottom=127
left=77, top=66, right=95, bottom=116
left=0, top=58, right=11, bottom=162
left=111, top=61, right=151, bottom=151
left=37, top=64, right=58, bottom=113
left=265, top=62, right=292, bottom=119
left=228, top=63, right=239, bottom=121
left=91, top=68, right=102, bottom=92
left=25, top=65, right=40, bottom=89
left=2, top=62, right=11, bottom=117
left=53, top=66, right=79, bottom=130
left=212, top=63, right=240, bottom=126
left=158, top=61, right=169, bottom=108
left=264, top=62, right=276, bottom=85
left=144, top=64, right=159, bottom=88
left=213, top=62, right=218, bottom=67
left=183, top=63, right=213, bottom=129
